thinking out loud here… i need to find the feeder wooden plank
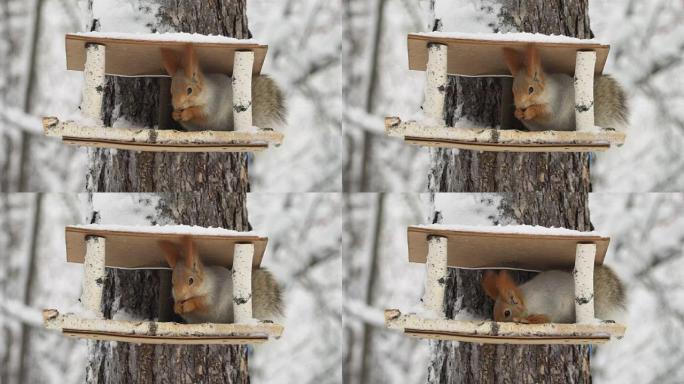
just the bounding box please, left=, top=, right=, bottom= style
left=407, top=33, right=609, bottom=76
left=407, top=225, right=609, bottom=271
left=385, top=309, right=624, bottom=345
left=43, top=117, right=282, bottom=153
left=66, top=33, right=267, bottom=76
left=64, top=226, right=268, bottom=269
left=44, top=310, right=282, bottom=345
left=385, top=117, right=624, bottom=153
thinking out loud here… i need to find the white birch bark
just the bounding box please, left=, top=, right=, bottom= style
left=233, top=243, right=254, bottom=323
left=82, top=236, right=105, bottom=318
left=81, top=44, right=105, bottom=121
left=423, top=43, right=447, bottom=123
left=423, top=236, right=448, bottom=317
left=574, top=243, right=596, bottom=323
left=232, top=51, right=254, bottom=131
left=574, top=50, right=596, bottom=132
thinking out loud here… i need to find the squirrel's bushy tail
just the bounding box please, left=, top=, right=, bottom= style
left=594, top=265, right=627, bottom=322
left=595, top=75, right=629, bottom=130
left=252, top=268, right=285, bottom=321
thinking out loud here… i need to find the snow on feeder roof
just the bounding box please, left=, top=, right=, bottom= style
left=407, top=32, right=610, bottom=77
left=66, top=32, right=268, bottom=77
left=64, top=224, right=268, bottom=269
left=406, top=224, right=609, bottom=271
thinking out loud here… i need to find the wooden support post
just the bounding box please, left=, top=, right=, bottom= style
left=82, top=236, right=106, bottom=318
left=81, top=43, right=106, bottom=121
left=423, top=236, right=448, bottom=317
left=423, top=43, right=447, bottom=123
left=233, top=243, right=254, bottom=323
left=232, top=51, right=254, bottom=131
left=574, top=50, right=596, bottom=132
left=574, top=243, right=596, bottom=323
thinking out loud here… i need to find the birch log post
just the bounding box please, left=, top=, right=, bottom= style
left=574, top=50, right=596, bottom=132
left=82, top=236, right=106, bottom=318
left=574, top=242, right=596, bottom=323
left=232, top=51, right=254, bottom=131
left=423, top=236, right=448, bottom=317
left=233, top=242, right=254, bottom=323
left=423, top=43, right=447, bottom=123
left=81, top=44, right=106, bottom=121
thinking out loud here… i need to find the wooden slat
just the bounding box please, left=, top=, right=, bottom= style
left=404, top=137, right=610, bottom=153
left=63, top=329, right=268, bottom=345
left=62, top=137, right=268, bottom=153
left=385, top=309, right=624, bottom=345
left=43, top=117, right=282, bottom=153
left=44, top=310, right=282, bottom=345
left=407, top=226, right=609, bottom=271
left=407, top=33, right=610, bottom=76
left=66, top=33, right=267, bottom=77
left=385, top=117, right=625, bottom=153
left=404, top=329, right=609, bottom=345
left=64, top=226, right=268, bottom=269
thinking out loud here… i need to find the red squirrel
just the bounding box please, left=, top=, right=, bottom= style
left=482, top=266, right=626, bottom=324
left=158, top=237, right=284, bottom=324
left=160, top=45, right=286, bottom=131
left=503, top=45, right=628, bottom=131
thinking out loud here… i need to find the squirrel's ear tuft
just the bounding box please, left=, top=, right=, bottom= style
left=496, top=271, right=524, bottom=305
left=160, top=48, right=179, bottom=76
left=158, top=241, right=179, bottom=268
left=502, top=48, right=521, bottom=75
left=184, top=45, right=199, bottom=79
left=526, top=45, right=543, bottom=80
left=482, top=271, right=499, bottom=300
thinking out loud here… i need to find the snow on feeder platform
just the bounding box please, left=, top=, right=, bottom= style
left=384, top=225, right=626, bottom=345
left=43, top=32, right=283, bottom=153
left=385, top=32, right=625, bottom=153
left=43, top=224, right=283, bottom=345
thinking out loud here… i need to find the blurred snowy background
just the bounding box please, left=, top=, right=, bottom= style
left=0, top=192, right=341, bottom=384
left=344, top=192, right=684, bottom=384
left=343, top=0, right=684, bottom=192
left=0, top=0, right=341, bottom=192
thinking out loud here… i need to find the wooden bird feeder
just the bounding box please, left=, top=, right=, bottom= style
left=385, top=32, right=626, bottom=153
left=384, top=225, right=626, bottom=345
left=43, top=224, right=283, bottom=345
left=43, top=32, right=283, bottom=153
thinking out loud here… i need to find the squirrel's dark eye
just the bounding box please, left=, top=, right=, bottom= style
left=186, top=87, right=192, bottom=95
left=504, top=309, right=511, bottom=318
left=528, top=86, right=534, bottom=94
left=188, top=277, right=194, bottom=285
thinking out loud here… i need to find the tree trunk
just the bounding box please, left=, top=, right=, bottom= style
left=428, top=0, right=593, bottom=193
left=427, top=1, right=595, bottom=383
left=86, top=0, right=250, bottom=193
left=84, top=1, right=253, bottom=382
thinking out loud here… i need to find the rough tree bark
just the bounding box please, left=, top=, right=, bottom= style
left=86, top=1, right=250, bottom=193
left=426, top=1, right=596, bottom=383
left=86, top=193, right=251, bottom=384
left=84, top=1, right=253, bottom=383
left=428, top=0, right=593, bottom=193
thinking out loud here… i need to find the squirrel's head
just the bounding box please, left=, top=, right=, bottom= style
left=503, top=46, right=547, bottom=109
left=158, top=237, right=207, bottom=303
left=482, top=270, right=527, bottom=322
left=161, top=46, right=205, bottom=111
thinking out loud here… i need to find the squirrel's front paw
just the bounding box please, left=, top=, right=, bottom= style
left=523, top=108, right=538, bottom=120
left=174, top=300, right=196, bottom=314
left=525, top=314, right=551, bottom=324
left=514, top=108, right=525, bottom=120
left=172, top=110, right=183, bottom=121
left=180, top=109, right=195, bottom=122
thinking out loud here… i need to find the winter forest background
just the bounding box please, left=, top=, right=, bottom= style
left=2, top=0, right=684, bottom=383
left=344, top=193, right=684, bottom=384
left=344, top=0, right=684, bottom=192
left=0, top=0, right=341, bottom=192
left=1, top=192, right=342, bottom=384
